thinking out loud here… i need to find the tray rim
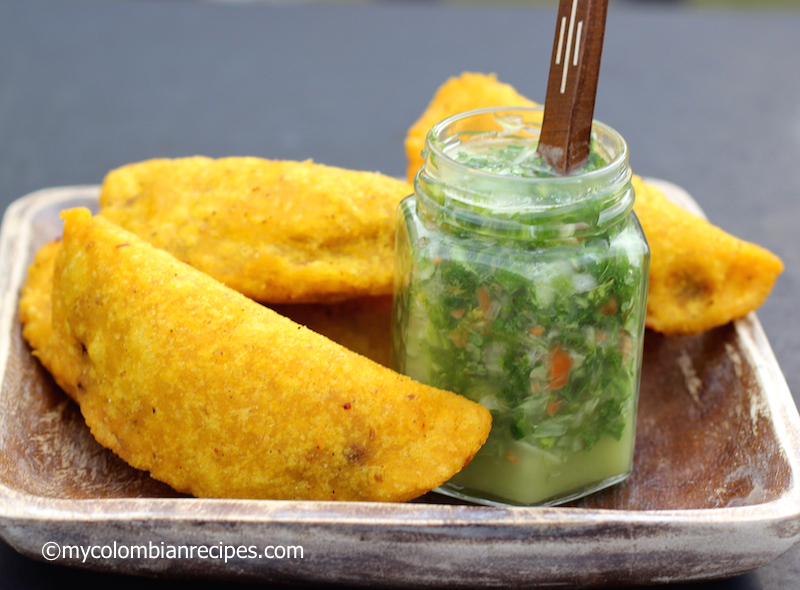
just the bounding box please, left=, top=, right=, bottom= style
left=2, top=185, right=800, bottom=584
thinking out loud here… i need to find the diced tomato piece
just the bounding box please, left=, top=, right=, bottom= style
left=549, top=345, right=572, bottom=390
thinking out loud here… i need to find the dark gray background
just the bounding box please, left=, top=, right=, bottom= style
left=1, top=0, right=799, bottom=588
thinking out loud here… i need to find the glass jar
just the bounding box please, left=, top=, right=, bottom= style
left=392, top=107, right=650, bottom=507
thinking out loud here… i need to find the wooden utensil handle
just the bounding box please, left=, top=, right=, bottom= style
left=538, top=0, right=609, bottom=174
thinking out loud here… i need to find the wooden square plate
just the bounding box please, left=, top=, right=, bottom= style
left=1, top=183, right=799, bottom=587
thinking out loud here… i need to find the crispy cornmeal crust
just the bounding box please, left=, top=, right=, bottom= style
left=99, top=156, right=413, bottom=304
left=20, top=209, right=491, bottom=501
left=19, top=240, right=62, bottom=375
left=406, top=72, right=783, bottom=335
left=631, top=176, right=783, bottom=336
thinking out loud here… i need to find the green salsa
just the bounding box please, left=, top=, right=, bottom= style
left=392, top=108, right=649, bottom=506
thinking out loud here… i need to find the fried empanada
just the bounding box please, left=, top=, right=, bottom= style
left=99, top=156, right=412, bottom=304
left=631, top=176, right=784, bottom=335
left=21, top=209, right=491, bottom=501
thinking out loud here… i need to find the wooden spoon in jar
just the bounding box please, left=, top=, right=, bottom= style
left=536, top=0, right=610, bottom=174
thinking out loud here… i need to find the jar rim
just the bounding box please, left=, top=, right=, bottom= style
left=417, top=106, right=633, bottom=237
left=426, top=106, right=628, bottom=188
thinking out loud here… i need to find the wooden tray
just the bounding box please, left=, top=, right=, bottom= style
left=1, top=184, right=799, bottom=588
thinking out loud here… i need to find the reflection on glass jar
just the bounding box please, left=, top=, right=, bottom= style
left=392, top=107, right=650, bottom=506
